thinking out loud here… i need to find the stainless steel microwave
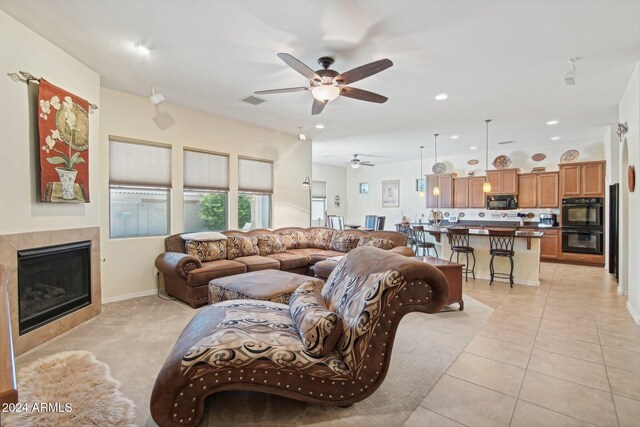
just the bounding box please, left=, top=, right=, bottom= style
left=486, top=195, right=517, bottom=210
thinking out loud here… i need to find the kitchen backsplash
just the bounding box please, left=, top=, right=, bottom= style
left=408, top=208, right=560, bottom=224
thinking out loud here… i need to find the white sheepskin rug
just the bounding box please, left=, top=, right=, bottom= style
left=3, top=351, right=136, bottom=427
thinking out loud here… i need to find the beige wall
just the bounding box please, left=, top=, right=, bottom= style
left=312, top=163, right=347, bottom=221
left=0, top=10, right=101, bottom=235
left=99, top=88, right=311, bottom=301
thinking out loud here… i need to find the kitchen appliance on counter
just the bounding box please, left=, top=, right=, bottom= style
left=561, top=197, right=604, bottom=255
left=486, top=195, right=517, bottom=210
left=538, top=213, right=557, bottom=228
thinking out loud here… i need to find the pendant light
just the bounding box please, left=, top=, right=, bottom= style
left=483, top=119, right=492, bottom=193
left=432, top=134, right=440, bottom=196
left=418, top=145, right=425, bottom=198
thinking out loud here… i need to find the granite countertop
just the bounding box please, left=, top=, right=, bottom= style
left=411, top=220, right=559, bottom=229
left=424, top=227, right=543, bottom=238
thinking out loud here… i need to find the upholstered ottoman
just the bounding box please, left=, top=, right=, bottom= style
left=312, top=256, right=344, bottom=280
left=208, top=269, right=323, bottom=305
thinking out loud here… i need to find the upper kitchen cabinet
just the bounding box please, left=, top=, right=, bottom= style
left=426, top=173, right=456, bottom=208
left=518, top=172, right=559, bottom=208
left=560, top=161, right=605, bottom=198
left=468, top=177, right=487, bottom=208
left=453, top=177, right=469, bottom=208
left=454, top=176, right=486, bottom=208
left=486, top=168, right=519, bottom=194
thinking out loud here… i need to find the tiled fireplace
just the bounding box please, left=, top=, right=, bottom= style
left=0, top=227, right=101, bottom=355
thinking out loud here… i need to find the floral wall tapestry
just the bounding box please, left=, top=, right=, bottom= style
left=38, top=79, right=89, bottom=203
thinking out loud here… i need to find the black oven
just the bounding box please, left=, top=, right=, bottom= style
left=562, top=228, right=603, bottom=254
left=487, top=195, right=517, bottom=210
left=561, top=198, right=603, bottom=227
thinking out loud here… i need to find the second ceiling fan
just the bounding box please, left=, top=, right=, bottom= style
left=255, top=53, right=393, bottom=115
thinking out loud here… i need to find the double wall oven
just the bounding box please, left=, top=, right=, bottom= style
left=561, top=198, right=604, bottom=255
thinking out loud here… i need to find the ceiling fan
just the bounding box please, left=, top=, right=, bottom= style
left=350, top=154, right=375, bottom=169
left=255, top=53, right=393, bottom=115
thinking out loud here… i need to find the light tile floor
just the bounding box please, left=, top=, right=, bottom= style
left=409, top=262, right=640, bottom=427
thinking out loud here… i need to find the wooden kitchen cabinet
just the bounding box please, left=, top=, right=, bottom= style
left=469, top=177, right=486, bottom=208
left=560, top=161, right=605, bottom=198
left=453, top=178, right=469, bottom=208
left=518, top=172, right=559, bottom=209
left=426, top=173, right=456, bottom=208
left=486, top=168, right=519, bottom=194
left=539, top=229, right=560, bottom=260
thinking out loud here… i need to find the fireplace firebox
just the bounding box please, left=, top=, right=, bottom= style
left=18, top=241, right=92, bottom=335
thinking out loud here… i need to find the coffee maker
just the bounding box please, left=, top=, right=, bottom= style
left=538, top=213, right=557, bottom=228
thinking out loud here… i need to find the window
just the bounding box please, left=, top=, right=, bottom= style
left=238, top=157, right=273, bottom=229
left=311, top=180, right=327, bottom=227
left=109, top=138, right=171, bottom=238
left=183, top=149, right=229, bottom=231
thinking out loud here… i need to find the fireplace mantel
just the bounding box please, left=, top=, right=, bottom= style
left=0, top=227, right=101, bottom=355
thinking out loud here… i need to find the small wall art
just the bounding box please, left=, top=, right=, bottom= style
left=359, top=182, right=369, bottom=194
left=382, top=179, right=400, bottom=208
left=415, top=178, right=426, bottom=192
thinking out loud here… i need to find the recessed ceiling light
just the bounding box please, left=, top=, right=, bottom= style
left=133, top=43, right=151, bottom=55
left=470, top=146, right=478, bottom=151
left=434, top=93, right=448, bottom=101
left=450, top=135, right=459, bottom=140
left=550, top=136, right=561, bottom=141
left=546, top=120, right=558, bottom=126
left=315, top=124, right=324, bottom=129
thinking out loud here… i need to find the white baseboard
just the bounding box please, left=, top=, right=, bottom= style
left=474, top=274, right=540, bottom=287
left=102, top=289, right=157, bottom=304
left=617, top=285, right=627, bottom=296
left=627, top=301, right=640, bottom=325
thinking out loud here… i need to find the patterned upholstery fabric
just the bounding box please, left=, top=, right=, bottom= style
left=289, top=281, right=342, bottom=356
left=181, top=301, right=350, bottom=379
left=185, top=240, right=227, bottom=262
left=329, top=232, right=360, bottom=253
left=226, top=236, right=259, bottom=260
left=279, top=230, right=310, bottom=249
left=257, top=235, right=287, bottom=256
left=208, top=284, right=292, bottom=305
left=357, top=235, right=395, bottom=250
left=308, top=228, right=335, bottom=250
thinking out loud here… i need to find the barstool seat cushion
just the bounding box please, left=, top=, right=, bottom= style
left=490, top=249, right=514, bottom=256
left=452, top=246, right=474, bottom=252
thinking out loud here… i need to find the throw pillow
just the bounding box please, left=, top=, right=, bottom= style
left=357, top=236, right=395, bottom=250
left=181, top=231, right=227, bottom=242
left=226, top=236, right=259, bottom=260
left=289, top=281, right=343, bottom=356
left=330, top=231, right=360, bottom=253
left=308, top=228, right=335, bottom=250
left=257, top=235, right=287, bottom=256
left=185, top=239, right=227, bottom=262
left=278, top=230, right=310, bottom=249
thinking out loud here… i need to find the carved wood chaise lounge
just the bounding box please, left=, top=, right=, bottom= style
left=150, top=246, right=449, bottom=426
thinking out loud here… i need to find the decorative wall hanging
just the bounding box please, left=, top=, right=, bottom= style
left=629, top=165, right=636, bottom=193
left=334, top=195, right=341, bottom=208
left=560, top=149, right=579, bottom=164
left=381, top=180, right=399, bottom=208
left=38, top=79, right=90, bottom=202
left=492, top=155, right=512, bottom=169
left=531, top=153, right=546, bottom=161
left=359, top=182, right=369, bottom=194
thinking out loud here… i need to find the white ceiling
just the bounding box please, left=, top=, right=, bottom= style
left=2, top=0, right=639, bottom=167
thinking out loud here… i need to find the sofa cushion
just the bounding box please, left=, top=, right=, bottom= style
left=308, top=228, right=335, bottom=250
left=357, top=236, right=395, bottom=250
left=186, top=239, right=227, bottom=262
left=308, top=250, right=347, bottom=265
left=226, top=236, right=259, bottom=260
left=329, top=231, right=360, bottom=253
left=186, top=260, right=247, bottom=286
left=289, top=281, right=343, bottom=356
left=278, top=230, right=310, bottom=249
left=233, top=255, right=280, bottom=272
left=257, top=235, right=287, bottom=256
left=181, top=231, right=227, bottom=242
left=266, top=252, right=309, bottom=270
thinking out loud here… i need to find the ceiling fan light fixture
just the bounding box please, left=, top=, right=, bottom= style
left=311, top=84, right=341, bottom=103
left=351, top=162, right=360, bottom=170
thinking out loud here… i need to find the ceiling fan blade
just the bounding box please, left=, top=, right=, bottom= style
left=335, top=59, right=393, bottom=85
left=361, top=162, right=375, bottom=166
left=254, top=87, right=308, bottom=95
left=277, top=53, right=321, bottom=81
left=340, top=86, right=388, bottom=103
left=312, top=99, right=327, bottom=115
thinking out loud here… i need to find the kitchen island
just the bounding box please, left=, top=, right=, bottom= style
left=423, top=227, right=543, bottom=286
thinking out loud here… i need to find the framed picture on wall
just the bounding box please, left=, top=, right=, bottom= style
left=382, top=180, right=400, bottom=208
left=415, top=178, right=426, bottom=192
left=359, top=182, right=369, bottom=194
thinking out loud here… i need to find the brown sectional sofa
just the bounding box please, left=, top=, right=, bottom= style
left=155, top=227, right=412, bottom=307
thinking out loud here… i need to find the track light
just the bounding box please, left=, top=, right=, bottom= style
left=149, top=84, right=165, bottom=105
left=301, top=176, right=310, bottom=188
left=565, top=58, right=578, bottom=86
left=297, top=127, right=307, bottom=141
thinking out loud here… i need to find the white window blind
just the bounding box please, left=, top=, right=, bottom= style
left=238, top=158, right=273, bottom=193
left=183, top=149, right=229, bottom=191
left=311, top=181, right=327, bottom=198
left=109, top=139, right=171, bottom=187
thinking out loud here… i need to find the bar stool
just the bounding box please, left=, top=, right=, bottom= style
left=488, top=228, right=516, bottom=287
left=413, top=225, right=438, bottom=258
left=447, top=227, right=475, bottom=281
